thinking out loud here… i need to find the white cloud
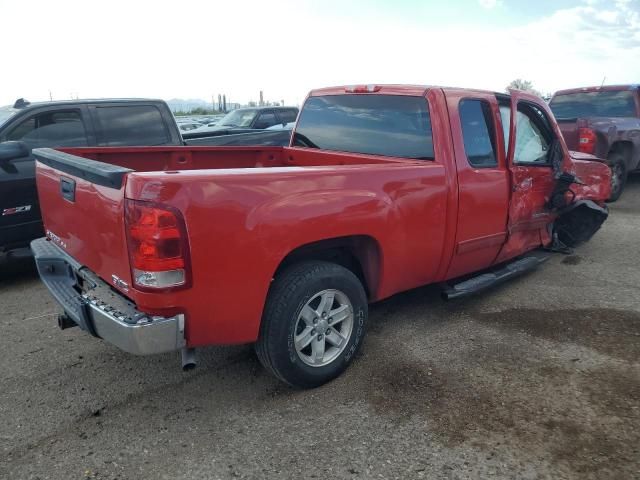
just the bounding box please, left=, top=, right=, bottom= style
left=478, top=0, right=502, bottom=9
left=0, top=0, right=637, bottom=106
left=506, top=0, right=640, bottom=91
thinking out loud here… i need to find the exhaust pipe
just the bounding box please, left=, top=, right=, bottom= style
left=57, top=313, right=77, bottom=330
left=181, top=347, right=196, bottom=371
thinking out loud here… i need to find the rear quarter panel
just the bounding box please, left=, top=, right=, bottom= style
left=124, top=162, right=448, bottom=346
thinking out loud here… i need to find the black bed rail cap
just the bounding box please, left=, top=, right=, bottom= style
left=32, top=148, right=133, bottom=189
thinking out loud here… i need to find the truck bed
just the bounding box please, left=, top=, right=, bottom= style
left=33, top=145, right=448, bottom=346
left=54, top=145, right=404, bottom=173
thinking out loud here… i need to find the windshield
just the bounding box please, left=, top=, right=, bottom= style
left=0, top=106, right=18, bottom=127
left=219, top=109, right=258, bottom=127
left=550, top=90, right=637, bottom=119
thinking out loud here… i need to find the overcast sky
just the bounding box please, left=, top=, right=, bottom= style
left=0, top=0, right=638, bottom=107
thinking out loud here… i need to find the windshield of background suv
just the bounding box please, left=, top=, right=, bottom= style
left=0, top=106, right=18, bottom=127
left=549, top=90, right=637, bottom=119
left=219, top=109, right=258, bottom=127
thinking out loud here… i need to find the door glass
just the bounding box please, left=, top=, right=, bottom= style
left=7, top=110, right=87, bottom=148
left=499, top=105, right=510, bottom=153
left=514, top=104, right=552, bottom=165
left=459, top=99, right=497, bottom=167
left=278, top=109, right=298, bottom=124
left=254, top=112, right=278, bottom=129
left=94, top=105, right=169, bottom=146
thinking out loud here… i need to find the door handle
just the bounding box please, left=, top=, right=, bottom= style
left=60, top=177, right=76, bottom=202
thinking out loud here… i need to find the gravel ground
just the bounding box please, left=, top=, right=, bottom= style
left=1, top=177, right=639, bottom=480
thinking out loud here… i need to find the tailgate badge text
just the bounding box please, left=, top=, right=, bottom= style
left=46, top=230, right=68, bottom=249
left=112, top=274, right=129, bottom=292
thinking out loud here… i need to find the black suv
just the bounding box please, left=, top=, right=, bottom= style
left=0, top=98, right=183, bottom=257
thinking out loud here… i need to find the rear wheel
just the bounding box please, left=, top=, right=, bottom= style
left=255, top=261, right=368, bottom=388
left=607, top=152, right=627, bottom=202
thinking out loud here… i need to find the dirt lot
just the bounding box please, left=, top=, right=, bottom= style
left=1, top=178, right=639, bottom=480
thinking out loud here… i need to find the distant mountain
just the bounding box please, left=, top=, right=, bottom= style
left=165, top=98, right=212, bottom=112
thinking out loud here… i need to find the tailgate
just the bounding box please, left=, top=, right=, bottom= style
left=33, top=148, right=134, bottom=290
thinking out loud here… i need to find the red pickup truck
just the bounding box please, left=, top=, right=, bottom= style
left=31, top=85, right=610, bottom=388
left=549, top=85, right=640, bottom=201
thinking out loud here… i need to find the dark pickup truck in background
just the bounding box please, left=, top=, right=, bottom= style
left=0, top=98, right=184, bottom=257
left=0, top=98, right=293, bottom=258
left=549, top=85, right=640, bottom=201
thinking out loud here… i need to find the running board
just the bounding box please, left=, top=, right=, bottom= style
left=442, top=251, right=551, bottom=300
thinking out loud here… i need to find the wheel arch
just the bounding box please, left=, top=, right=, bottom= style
left=608, top=140, right=633, bottom=166
left=272, top=235, right=383, bottom=301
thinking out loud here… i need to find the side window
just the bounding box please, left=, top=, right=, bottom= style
left=93, top=105, right=169, bottom=146
left=499, top=105, right=510, bottom=153
left=7, top=110, right=87, bottom=148
left=513, top=103, right=553, bottom=165
left=459, top=99, right=497, bottom=167
left=253, top=111, right=278, bottom=129
left=278, top=109, right=298, bottom=124
left=7, top=118, right=36, bottom=141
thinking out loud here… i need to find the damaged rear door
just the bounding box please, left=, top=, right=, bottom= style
left=495, top=92, right=565, bottom=263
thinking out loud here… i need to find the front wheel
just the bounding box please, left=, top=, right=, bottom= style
left=255, top=261, right=368, bottom=388
left=607, top=152, right=627, bottom=202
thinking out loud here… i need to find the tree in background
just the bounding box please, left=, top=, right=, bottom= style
left=505, top=79, right=543, bottom=97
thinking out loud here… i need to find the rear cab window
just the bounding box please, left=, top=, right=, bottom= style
left=293, top=94, right=434, bottom=160
left=549, top=90, right=637, bottom=118
left=92, top=105, right=170, bottom=146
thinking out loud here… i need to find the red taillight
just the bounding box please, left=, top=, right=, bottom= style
left=578, top=127, right=597, bottom=154
left=125, top=199, right=191, bottom=291
left=345, top=85, right=382, bottom=93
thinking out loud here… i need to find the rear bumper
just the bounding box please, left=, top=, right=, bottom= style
left=31, top=237, right=186, bottom=355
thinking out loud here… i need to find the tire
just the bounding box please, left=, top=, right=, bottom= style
left=255, top=261, right=368, bottom=388
left=607, top=152, right=627, bottom=202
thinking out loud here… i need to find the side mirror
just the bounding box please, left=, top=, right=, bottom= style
left=0, top=141, right=29, bottom=162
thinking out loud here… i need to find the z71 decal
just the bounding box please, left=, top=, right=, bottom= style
left=2, top=205, right=32, bottom=216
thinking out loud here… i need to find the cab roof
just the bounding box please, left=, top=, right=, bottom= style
left=554, top=84, right=639, bottom=96
left=4, top=98, right=166, bottom=110
left=308, top=84, right=506, bottom=98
